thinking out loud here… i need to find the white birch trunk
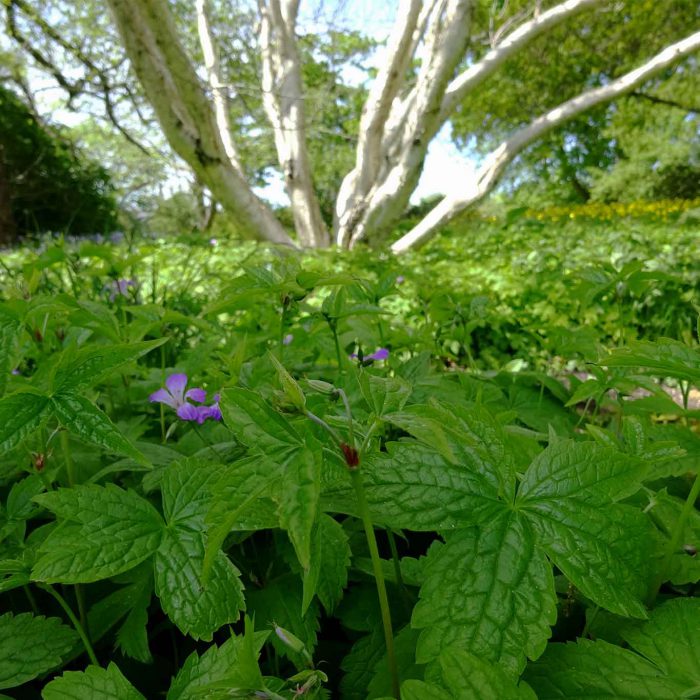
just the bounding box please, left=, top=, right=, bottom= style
left=106, top=0, right=295, bottom=246
left=336, top=0, right=603, bottom=249
left=391, top=30, right=700, bottom=253
left=257, top=0, right=329, bottom=248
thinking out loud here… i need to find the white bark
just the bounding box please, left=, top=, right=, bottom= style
left=106, top=0, right=294, bottom=246
left=391, top=29, right=700, bottom=253
left=337, top=0, right=474, bottom=248
left=336, top=0, right=602, bottom=249
left=257, top=0, right=328, bottom=248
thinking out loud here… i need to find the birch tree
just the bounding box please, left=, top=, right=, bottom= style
left=8, top=0, right=700, bottom=251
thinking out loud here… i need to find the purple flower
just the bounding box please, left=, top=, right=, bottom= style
left=11, top=368, right=20, bottom=376
left=150, top=374, right=221, bottom=424
left=209, top=238, right=218, bottom=247
left=350, top=348, right=389, bottom=362
left=106, top=278, right=136, bottom=302
left=282, top=333, right=294, bottom=345
left=395, top=275, right=405, bottom=285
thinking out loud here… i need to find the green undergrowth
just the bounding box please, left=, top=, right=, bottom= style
left=0, top=216, right=698, bottom=698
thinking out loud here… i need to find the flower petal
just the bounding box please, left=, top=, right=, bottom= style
left=176, top=402, right=200, bottom=421
left=185, top=387, right=207, bottom=403
left=166, top=373, right=188, bottom=405
left=149, top=388, right=177, bottom=408
left=366, top=348, right=389, bottom=361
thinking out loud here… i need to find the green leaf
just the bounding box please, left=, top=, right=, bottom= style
left=42, top=662, right=145, bottom=699
left=219, top=387, right=302, bottom=459
left=517, top=441, right=651, bottom=618
left=155, top=459, right=244, bottom=640
left=621, top=598, right=700, bottom=689
left=339, top=629, right=386, bottom=700
left=0, top=308, right=21, bottom=398
left=367, top=626, right=423, bottom=698
left=400, top=680, right=450, bottom=700
left=51, top=393, right=146, bottom=464
left=268, top=351, right=306, bottom=410
left=412, top=512, right=556, bottom=675
left=52, top=338, right=167, bottom=393
left=115, top=574, right=153, bottom=663
left=323, top=443, right=503, bottom=530
left=302, top=514, right=350, bottom=614
left=384, top=402, right=515, bottom=500
left=166, top=630, right=269, bottom=700
left=278, top=444, right=321, bottom=570
left=246, top=574, right=319, bottom=669
left=604, top=338, right=700, bottom=383
left=202, top=458, right=280, bottom=585
left=356, top=370, right=412, bottom=417
left=527, top=599, right=700, bottom=698
left=524, top=638, right=684, bottom=699
left=160, top=458, right=225, bottom=528
left=518, top=440, right=648, bottom=506
left=0, top=612, right=78, bottom=690
left=439, top=647, right=537, bottom=699
left=0, top=392, right=52, bottom=455
left=155, top=529, right=244, bottom=641
left=32, top=484, right=163, bottom=583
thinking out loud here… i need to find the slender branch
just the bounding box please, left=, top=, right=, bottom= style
left=630, top=90, right=700, bottom=113
left=391, top=29, right=700, bottom=253
left=440, top=0, right=601, bottom=117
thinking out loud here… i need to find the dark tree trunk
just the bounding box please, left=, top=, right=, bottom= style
left=0, top=147, right=17, bottom=245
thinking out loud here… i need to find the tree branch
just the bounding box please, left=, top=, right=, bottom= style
left=440, top=0, right=602, bottom=118
left=630, top=90, right=700, bottom=113
left=392, top=29, right=700, bottom=253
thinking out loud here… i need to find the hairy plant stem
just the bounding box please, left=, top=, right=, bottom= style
left=349, top=468, right=400, bottom=698
left=40, top=583, right=98, bottom=666
left=650, top=472, right=700, bottom=603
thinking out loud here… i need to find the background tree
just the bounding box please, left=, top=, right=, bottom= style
left=0, top=87, right=118, bottom=244
left=3, top=0, right=700, bottom=250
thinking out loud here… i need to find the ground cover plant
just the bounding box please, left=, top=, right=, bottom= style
left=0, top=213, right=698, bottom=698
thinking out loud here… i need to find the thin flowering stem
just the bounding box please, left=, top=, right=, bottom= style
left=336, top=388, right=355, bottom=449
left=39, top=583, right=98, bottom=666
left=304, top=409, right=343, bottom=448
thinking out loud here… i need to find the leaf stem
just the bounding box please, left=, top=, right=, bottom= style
left=650, top=472, right=700, bottom=602
left=349, top=468, right=400, bottom=698
left=39, top=583, right=98, bottom=666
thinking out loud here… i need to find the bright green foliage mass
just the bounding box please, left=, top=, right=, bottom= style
left=0, top=219, right=698, bottom=697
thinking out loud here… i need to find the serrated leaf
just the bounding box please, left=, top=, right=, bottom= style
left=0, top=392, right=52, bottom=455
left=517, top=441, right=651, bottom=618
left=155, top=529, right=244, bottom=641
left=518, top=440, right=648, bottom=506
left=356, top=371, right=412, bottom=417
left=160, top=458, right=225, bottom=528
left=621, top=598, right=700, bottom=688
left=384, top=402, right=515, bottom=500
left=340, top=628, right=386, bottom=700
left=278, top=444, right=321, bottom=570
left=31, top=484, right=163, bottom=583
left=52, top=338, right=167, bottom=393
left=0, top=613, right=78, bottom=689
left=524, top=638, right=686, bottom=699
left=323, top=443, right=503, bottom=530
left=166, top=630, right=269, bottom=700
left=439, top=647, right=537, bottom=699
left=51, top=393, right=146, bottom=464
left=412, top=512, right=556, bottom=675
left=116, top=575, right=153, bottom=663
left=219, top=387, right=302, bottom=459
left=604, top=338, right=700, bottom=383
left=400, top=680, right=450, bottom=700
left=42, top=662, right=144, bottom=699
left=246, top=574, right=319, bottom=669
left=203, top=457, right=281, bottom=584
left=302, top=514, right=350, bottom=614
